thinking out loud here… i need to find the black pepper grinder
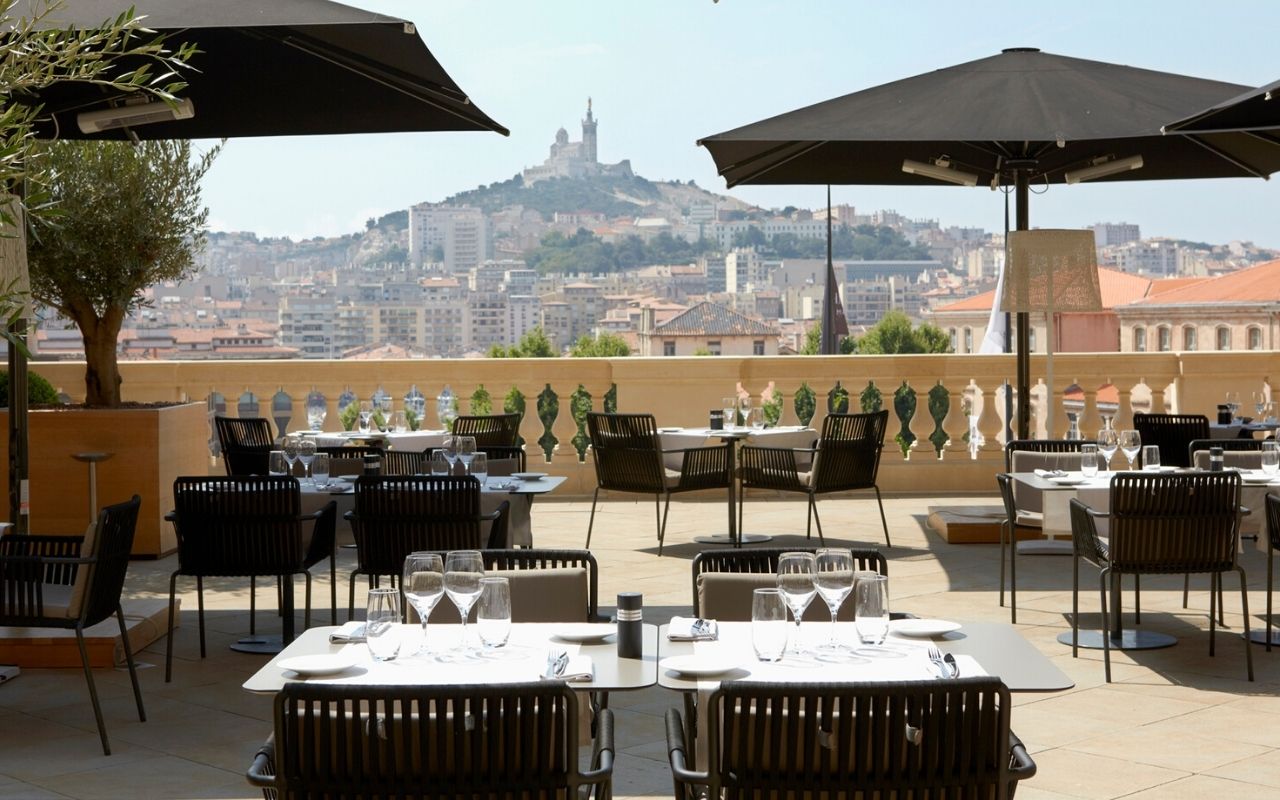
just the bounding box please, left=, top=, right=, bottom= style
left=1209, top=446, right=1224, bottom=472
left=363, top=452, right=382, bottom=476
left=616, top=592, right=643, bottom=659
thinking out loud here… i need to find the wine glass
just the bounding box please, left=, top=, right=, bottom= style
left=1254, top=391, right=1268, bottom=421
left=1261, top=441, right=1279, bottom=477
left=441, top=435, right=460, bottom=473
left=457, top=436, right=477, bottom=474
left=470, top=453, right=488, bottom=486
left=722, top=396, right=738, bottom=431
left=444, top=550, right=485, bottom=652
left=1226, top=391, right=1241, bottom=423
left=402, top=552, right=444, bottom=655
left=740, top=395, right=752, bottom=424
left=1119, top=429, right=1142, bottom=470
left=358, top=401, right=374, bottom=434
left=1097, top=428, right=1119, bottom=471
left=281, top=436, right=299, bottom=477
left=776, top=552, right=817, bottom=654
left=296, top=438, right=316, bottom=485
left=814, top=548, right=854, bottom=650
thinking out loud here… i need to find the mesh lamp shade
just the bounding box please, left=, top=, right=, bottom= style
left=1002, top=229, right=1103, bottom=313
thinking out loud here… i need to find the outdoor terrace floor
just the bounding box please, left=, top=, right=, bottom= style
left=2, top=493, right=1280, bottom=799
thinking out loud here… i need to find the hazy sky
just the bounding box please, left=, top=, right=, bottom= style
left=195, top=1, right=1280, bottom=247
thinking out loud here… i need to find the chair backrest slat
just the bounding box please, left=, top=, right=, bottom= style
left=453, top=414, right=522, bottom=447
left=587, top=412, right=665, bottom=493
left=691, top=547, right=886, bottom=618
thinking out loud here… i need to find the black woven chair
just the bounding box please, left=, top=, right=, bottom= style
left=1188, top=437, right=1264, bottom=464
left=738, top=411, right=891, bottom=546
left=1004, top=438, right=1089, bottom=472
left=996, top=472, right=1045, bottom=625
left=585, top=412, right=732, bottom=555
left=1260, top=492, right=1280, bottom=651
left=382, top=449, right=426, bottom=475
left=215, top=416, right=275, bottom=475
left=690, top=546, right=896, bottom=620
left=317, top=444, right=384, bottom=458
left=0, top=496, right=142, bottom=755
left=345, top=475, right=509, bottom=616
left=166, top=476, right=337, bottom=682
left=454, top=413, right=526, bottom=470
left=248, top=682, right=613, bottom=800
left=1068, top=471, right=1252, bottom=682
left=1132, top=413, right=1210, bottom=468
left=666, top=679, right=1035, bottom=800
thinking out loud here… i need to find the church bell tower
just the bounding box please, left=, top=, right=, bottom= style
left=581, top=97, right=598, bottom=164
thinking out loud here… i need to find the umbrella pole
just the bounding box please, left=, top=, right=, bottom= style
left=1014, top=171, right=1031, bottom=440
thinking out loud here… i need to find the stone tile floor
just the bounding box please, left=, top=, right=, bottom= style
left=2, top=493, right=1278, bottom=799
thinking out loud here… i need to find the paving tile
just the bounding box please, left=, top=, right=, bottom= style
left=1025, top=749, right=1189, bottom=799
left=1205, top=748, right=1280, bottom=789
left=1064, top=725, right=1269, bottom=772
left=1121, top=774, right=1280, bottom=799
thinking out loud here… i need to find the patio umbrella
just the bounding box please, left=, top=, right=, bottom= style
left=1163, top=78, right=1280, bottom=134
left=699, top=47, right=1280, bottom=438
left=7, top=0, right=508, bottom=529
left=28, top=0, right=509, bottom=138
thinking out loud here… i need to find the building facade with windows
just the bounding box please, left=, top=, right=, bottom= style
left=637, top=300, right=779, bottom=356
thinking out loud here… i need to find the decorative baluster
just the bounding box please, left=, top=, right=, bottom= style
left=1045, top=378, right=1071, bottom=440
left=940, top=384, right=967, bottom=457
left=1078, top=385, right=1102, bottom=440
left=923, top=382, right=951, bottom=458
left=547, top=384, right=580, bottom=465
left=237, top=388, right=260, bottom=419
left=976, top=381, right=1004, bottom=451
left=1148, top=380, right=1168, bottom=414
left=271, top=387, right=293, bottom=439
left=903, top=381, right=934, bottom=460
left=207, top=391, right=226, bottom=458
left=1114, top=383, right=1135, bottom=431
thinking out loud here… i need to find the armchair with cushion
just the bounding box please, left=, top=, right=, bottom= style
left=453, top=412, right=526, bottom=470
left=1132, top=412, right=1210, bottom=468
left=0, top=496, right=143, bottom=755
left=214, top=415, right=275, bottom=475
left=738, top=411, right=891, bottom=546
left=585, top=412, right=732, bottom=555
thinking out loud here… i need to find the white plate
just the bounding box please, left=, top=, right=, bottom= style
left=1242, top=472, right=1278, bottom=484
left=511, top=472, right=547, bottom=481
left=659, top=655, right=742, bottom=678
left=552, top=624, right=616, bottom=643
left=278, top=653, right=358, bottom=677
left=888, top=619, right=962, bottom=638
left=1047, top=475, right=1089, bottom=486
left=657, top=427, right=682, bottom=433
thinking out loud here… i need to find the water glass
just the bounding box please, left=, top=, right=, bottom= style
left=403, top=552, right=444, bottom=653
left=751, top=588, right=788, bottom=662
left=311, top=452, right=331, bottom=489
left=392, top=410, right=409, bottom=433
left=430, top=448, right=451, bottom=477
left=1142, top=445, right=1161, bottom=471
left=307, top=405, right=326, bottom=432
left=365, top=588, right=402, bottom=662
left=1080, top=443, right=1099, bottom=478
left=1119, top=429, right=1142, bottom=470
left=722, top=396, right=738, bottom=430
left=776, top=552, right=816, bottom=652
left=1261, top=441, right=1279, bottom=476
left=268, top=450, right=288, bottom=477
left=1254, top=391, right=1268, bottom=420
left=748, top=407, right=765, bottom=430
left=1226, top=391, right=1241, bottom=422
left=854, top=573, right=890, bottom=647
left=470, top=453, right=488, bottom=485
left=444, top=550, right=485, bottom=651
left=476, top=577, right=512, bottom=650
left=814, top=548, right=854, bottom=649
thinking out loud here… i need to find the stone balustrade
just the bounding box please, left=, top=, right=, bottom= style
left=29, top=353, right=1274, bottom=495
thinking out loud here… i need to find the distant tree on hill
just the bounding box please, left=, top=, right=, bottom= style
left=527, top=228, right=716, bottom=275
left=487, top=326, right=558, bottom=358
left=854, top=311, right=952, bottom=355
left=733, top=225, right=928, bottom=261
left=570, top=332, right=631, bottom=357
left=799, top=323, right=856, bottom=355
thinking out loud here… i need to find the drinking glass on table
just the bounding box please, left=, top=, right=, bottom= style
left=722, top=397, right=738, bottom=430
left=853, top=573, right=891, bottom=652
left=1119, top=429, right=1142, bottom=469
left=444, top=550, right=485, bottom=652
left=1142, top=445, right=1161, bottom=471
left=281, top=435, right=299, bottom=477
left=1226, top=391, right=1241, bottom=423
left=296, top=438, right=316, bottom=484
left=310, top=452, right=331, bottom=489
left=402, top=552, right=444, bottom=655
left=1080, top=444, right=1099, bottom=478
left=1254, top=391, right=1268, bottom=421
left=306, top=404, right=326, bottom=432
left=740, top=395, right=752, bottom=423
left=442, top=436, right=460, bottom=473
left=430, top=448, right=451, bottom=477
left=776, top=551, right=817, bottom=653
left=751, top=588, right=788, bottom=662
left=457, top=436, right=477, bottom=474
left=748, top=407, right=765, bottom=431
left=476, top=577, right=512, bottom=651
left=1261, top=441, right=1279, bottom=477
left=814, top=548, right=854, bottom=650
left=1097, top=428, right=1119, bottom=471
left=392, top=410, right=409, bottom=433
left=365, top=588, right=402, bottom=662
left=268, top=450, right=288, bottom=477
left=469, top=453, right=488, bottom=485
left=358, top=401, right=374, bottom=434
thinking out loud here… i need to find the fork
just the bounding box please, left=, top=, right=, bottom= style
left=927, top=646, right=948, bottom=679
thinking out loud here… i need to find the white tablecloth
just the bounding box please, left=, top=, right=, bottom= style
left=657, top=426, right=816, bottom=471
left=314, top=430, right=450, bottom=452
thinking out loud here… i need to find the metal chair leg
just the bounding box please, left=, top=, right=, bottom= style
left=196, top=575, right=206, bottom=658
left=805, top=494, right=814, bottom=540
left=810, top=496, right=826, bottom=545
left=249, top=575, right=256, bottom=636
left=1239, top=566, right=1254, bottom=682
left=999, top=520, right=1007, bottom=609
left=76, top=627, right=111, bottom=756
left=304, top=573, right=312, bottom=630
left=585, top=488, right=601, bottom=548
left=1071, top=554, right=1079, bottom=657
left=165, top=572, right=179, bottom=683
left=658, top=493, right=672, bottom=555
left=330, top=545, right=338, bottom=626
left=116, top=605, right=146, bottom=722
left=1134, top=575, right=1141, bottom=625
left=1010, top=521, right=1018, bottom=625
left=1099, top=568, right=1112, bottom=683
left=1209, top=570, right=1217, bottom=657
left=1267, top=547, right=1274, bottom=653
left=873, top=486, right=891, bottom=547
left=1183, top=573, right=1190, bottom=608
left=348, top=572, right=359, bottom=620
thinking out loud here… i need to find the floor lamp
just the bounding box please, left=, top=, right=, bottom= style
left=1004, top=230, right=1103, bottom=439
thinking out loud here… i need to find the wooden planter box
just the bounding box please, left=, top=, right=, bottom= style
left=0, top=402, right=209, bottom=557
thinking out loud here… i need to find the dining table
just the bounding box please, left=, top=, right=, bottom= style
left=311, top=429, right=451, bottom=452
left=657, top=425, right=817, bottom=546
left=242, top=622, right=658, bottom=694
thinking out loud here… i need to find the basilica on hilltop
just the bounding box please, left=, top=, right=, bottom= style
left=522, top=99, right=633, bottom=185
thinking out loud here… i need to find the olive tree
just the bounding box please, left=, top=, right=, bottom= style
left=27, top=139, right=219, bottom=406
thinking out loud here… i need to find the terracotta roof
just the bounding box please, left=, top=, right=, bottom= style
left=653, top=301, right=778, bottom=336
left=933, top=267, right=1152, bottom=313
left=1145, top=276, right=1210, bottom=297
left=1126, top=258, right=1280, bottom=305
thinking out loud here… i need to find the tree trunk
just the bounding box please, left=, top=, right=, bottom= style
left=79, top=311, right=124, bottom=407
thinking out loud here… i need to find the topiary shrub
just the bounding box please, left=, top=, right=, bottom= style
left=0, top=369, right=61, bottom=406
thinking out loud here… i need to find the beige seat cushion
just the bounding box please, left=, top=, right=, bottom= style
left=38, top=582, right=76, bottom=619
left=63, top=520, right=98, bottom=619
left=1191, top=450, right=1262, bottom=470
left=1011, top=451, right=1086, bottom=514
left=424, top=567, right=590, bottom=624
left=487, top=458, right=519, bottom=477
left=697, top=572, right=852, bottom=622
left=663, top=467, right=681, bottom=489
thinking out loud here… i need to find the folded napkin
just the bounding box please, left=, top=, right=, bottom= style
left=541, top=654, right=594, bottom=682
left=328, top=621, right=366, bottom=643
left=1034, top=468, right=1067, bottom=478
left=668, top=616, right=719, bottom=641
left=485, top=479, right=514, bottom=491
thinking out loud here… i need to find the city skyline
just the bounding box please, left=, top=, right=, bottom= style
left=195, top=1, right=1280, bottom=246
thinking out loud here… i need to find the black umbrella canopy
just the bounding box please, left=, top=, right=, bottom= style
left=701, top=48, right=1280, bottom=187
left=25, top=0, right=508, bottom=139
left=1164, top=78, right=1280, bottom=134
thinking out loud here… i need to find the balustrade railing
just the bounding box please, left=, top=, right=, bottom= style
left=28, top=353, right=1274, bottom=494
